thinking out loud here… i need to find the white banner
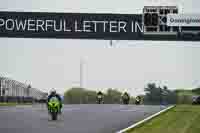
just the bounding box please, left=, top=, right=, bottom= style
left=167, top=14, right=200, bottom=27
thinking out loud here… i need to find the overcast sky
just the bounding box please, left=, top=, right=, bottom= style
left=0, top=0, right=200, bottom=96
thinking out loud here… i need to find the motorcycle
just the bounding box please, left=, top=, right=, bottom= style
left=122, top=95, right=130, bottom=105
left=97, top=95, right=103, bottom=104
left=135, top=98, right=141, bottom=105
left=48, top=97, right=61, bottom=120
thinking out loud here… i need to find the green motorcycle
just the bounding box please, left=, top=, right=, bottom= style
left=48, top=97, right=60, bottom=120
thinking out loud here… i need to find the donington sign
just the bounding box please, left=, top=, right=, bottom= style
left=0, top=11, right=200, bottom=41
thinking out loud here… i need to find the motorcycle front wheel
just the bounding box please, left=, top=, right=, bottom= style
left=51, top=112, right=58, bottom=120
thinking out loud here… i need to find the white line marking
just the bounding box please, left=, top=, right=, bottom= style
left=119, top=109, right=139, bottom=112
left=116, top=105, right=175, bottom=133
left=0, top=109, right=11, bottom=111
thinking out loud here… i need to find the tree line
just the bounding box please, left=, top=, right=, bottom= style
left=63, top=83, right=200, bottom=105
left=64, top=88, right=135, bottom=104
left=143, top=83, right=177, bottom=104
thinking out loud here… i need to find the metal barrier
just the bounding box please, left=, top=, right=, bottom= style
left=0, top=96, right=36, bottom=103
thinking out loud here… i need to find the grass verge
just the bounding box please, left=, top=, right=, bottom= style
left=126, top=105, right=200, bottom=133
left=0, top=102, right=33, bottom=106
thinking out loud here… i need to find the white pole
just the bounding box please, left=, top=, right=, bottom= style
left=80, top=58, right=83, bottom=88
left=0, top=79, right=3, bottom=96
left=0, top=80, right=2, bottom=96
left=110, top=40, right=113, bottom=47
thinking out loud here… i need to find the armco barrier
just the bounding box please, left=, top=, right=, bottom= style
left=0, top=96, right=40, bottom=103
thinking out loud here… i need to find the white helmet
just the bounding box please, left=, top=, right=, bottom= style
left=50, top=88, right=56, bottom=95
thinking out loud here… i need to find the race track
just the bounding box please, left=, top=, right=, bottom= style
left=0, top=104, right=166, bottom=133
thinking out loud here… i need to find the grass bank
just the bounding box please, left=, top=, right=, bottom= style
left=0, top=102, right=33, bottom=106
left=127, top=105, right=200, bottom=133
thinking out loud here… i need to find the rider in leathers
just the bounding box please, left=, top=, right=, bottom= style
left=47, top=88, right=62, bottom=114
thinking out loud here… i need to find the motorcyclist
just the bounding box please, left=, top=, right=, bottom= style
left=122, top=92, right=130, bottom=104
left=135, top=96, right=141, bottom=105
left=47, top=88, right=63, bottom=114
left=97, top=91, right=103, bottom=104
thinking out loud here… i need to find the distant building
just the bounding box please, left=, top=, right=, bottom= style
left=0, top=76, right=46, bottom=100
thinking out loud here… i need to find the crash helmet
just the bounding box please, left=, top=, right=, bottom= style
left=50, top=88, right=56, bottom=95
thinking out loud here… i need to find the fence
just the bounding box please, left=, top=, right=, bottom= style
left=0, top=96, right=46, bottom=103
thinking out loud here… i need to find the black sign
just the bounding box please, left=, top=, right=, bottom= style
left=0, top=11, right=200, bottom=41
left=0, top=11, right=143, bottom=39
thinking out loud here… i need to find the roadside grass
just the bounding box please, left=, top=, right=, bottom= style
left=177, top=90, right=196, bottom=96
left=126, top=105, right=200, bottom=133
left=0, top=102, right=33, bottom=106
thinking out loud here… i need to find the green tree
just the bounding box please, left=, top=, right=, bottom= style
left=84, top=90, right=97, bottom=104
left=129, top=96, right=135, bottom=104
left=64, top=88, right=85, bottom=104
left=64, top=88, right=97, bottom=104
left=104, top=88, right=122, bottom=104
left=192, top=88, right=200, bottom=95
left=162, top=86, right=177, bottom=104
left=144, top=83, right=162, bottom=104
left=144, top=83, right=177, bottom=105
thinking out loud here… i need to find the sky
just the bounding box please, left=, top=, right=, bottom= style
left=0, top=0, right=200, bottom=96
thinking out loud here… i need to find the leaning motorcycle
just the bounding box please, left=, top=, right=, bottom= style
left=48, top=97, right=60, bottom=120
left=135, top=97, right=141, bottom=105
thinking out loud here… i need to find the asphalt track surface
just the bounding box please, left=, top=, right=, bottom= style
left=0, top=104, right=167, bottom=133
